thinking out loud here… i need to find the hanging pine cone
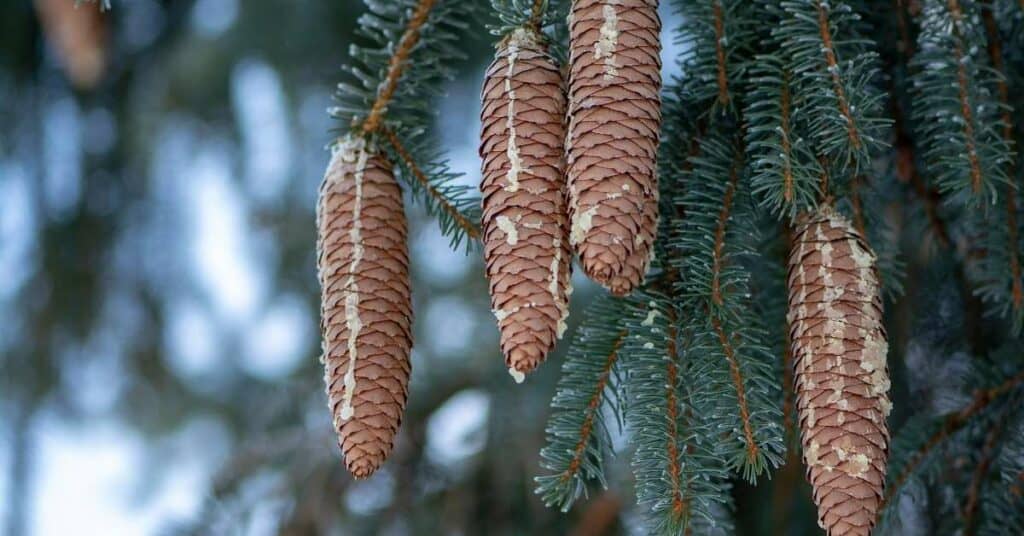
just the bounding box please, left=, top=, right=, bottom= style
left=317, top=136, right=413, bottom=478
left=34, top=0, right=108, bottom=89
left=566, top=0, right=662, bottom=296
left=480, top=28, right=573, bottom=381
left=787, top=205, right=891, bottom=536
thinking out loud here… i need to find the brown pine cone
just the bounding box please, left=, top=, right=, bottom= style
left=480, top=28, right=573, bottom=380
left=566, top=0, right=662, bottom=296
left=317, top=136, right=413, bottom=478
left=787, top=205, right=891, bottom=536
left=34, top=0, right=108, bottom=89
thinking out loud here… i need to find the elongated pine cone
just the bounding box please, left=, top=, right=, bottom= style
left=566, top=0, right=662, bottom=296
left=787, top=206, right=891, bottom=536
left=318, top=136, right=413, bottom=478
left=480, top=28, right=573, bottom=381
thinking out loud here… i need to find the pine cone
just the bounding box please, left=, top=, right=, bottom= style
left=34, top=0, right=108, bottom=89
left=566, top=0, right=662, bottom=296
left=480, top=28, right=573, bottom=380
left=317, top=136, right=413, bottom=478
left=787, top=206, right=891, bottom=536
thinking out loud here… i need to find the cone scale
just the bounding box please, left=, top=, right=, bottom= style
left=787, top=205, right=891, bottom=536
left=317, top=136, right=413, bottom=478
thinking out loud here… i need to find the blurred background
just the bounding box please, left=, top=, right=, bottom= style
left=0, top=1, right=843, bottom=535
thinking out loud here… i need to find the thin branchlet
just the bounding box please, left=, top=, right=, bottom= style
left=361, top=0, right=438, bottom=134
left=383, top=127, right=481, bottom=240
left=883, top=371, right=1024, bottom=510
left=561, top=331, right=626, bottom=484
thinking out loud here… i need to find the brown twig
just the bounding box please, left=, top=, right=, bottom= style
left=962, top=408, right=1009, bottom=535
left=710, top=153, right=742, bottom=306
left=711, top=315, right=760, bottom=466
left=946, top=0, right=985, bottom=194
left=895, top=0, right=915, bottom=59
left=815, top=1, right=862, bottom=151
left=528, top=0, right=546, bottom=33
left=882, top=370, right=1024, bottom=511
left=560, top=331, right=627, bottom=484
left=664, top=317, right=688, bottom=520
left=382, top=126, right=481, bottom=240
left=360, top=0, right=438, bottom=134
left=780, top=70, right=795, bottom=204
left=981, top=5, right=1023, bottom=309
left=712, top=0, right=730, bottom=107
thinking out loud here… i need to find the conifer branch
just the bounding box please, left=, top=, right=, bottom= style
left=747, top=54, right=821, bottom=217
left=963, top=412, right=1007, bottom=535
left=663, top=320, right=687, bottom=520
left=537, top=297, right=630, bottom=511
left=911, top=0, right=1011, bottom=203
left=561, top=331, right=626, bottom=488
left=981, top=6, right=1023, bottom=310
left=950, top=0, right=984, bottom=194
left=815, top=0, right=862, bottom=152
left=382, top=127, right=481, bottom=242
left=360, top=0, right=438, bottom=134
left=626, top=294, right=732, bottom=534
left=882, top=370, right=1024, bottom=510
left=710, top=315, right=760, bottom=467
left=712, top=0, right=730, bottom=107
left=772, top=0, right=888, bottom=178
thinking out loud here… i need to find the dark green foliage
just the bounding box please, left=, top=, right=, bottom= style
left=978, top=414, right=1024, bottom=535
left=623, top=293, right=732, bottom=535
left=668, top=124, right=785, bottom=482
left=910, top=0, right=1012, bottom=205
left=880, top=348, right=1024, bottom=533
left=745, top=55, right=823, bottom=219
left=535, top=295, right=629, bottom=512
left=771, top=0, right=889, bottom=180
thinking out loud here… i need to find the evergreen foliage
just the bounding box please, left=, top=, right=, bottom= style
left=623, top=293, right=731, bottom=535
left=535, top=295, right=629, bottom=511
left=331, top=0, right=482, bottom=250
left=910, top=0, right=1012, bottom=205
left=325, top=0, right=1024, bottom=532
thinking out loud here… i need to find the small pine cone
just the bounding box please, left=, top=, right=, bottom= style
left=34, top=0, right=108, bottom=89
left=787, top=206, right=891, bottom=536
left=317, top=136, right=413, bottom=478
left=480, top=28, right=573, bottom=380
left=566, top=0, right=662, bottom=296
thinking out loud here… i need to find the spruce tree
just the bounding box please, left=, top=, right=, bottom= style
left=321, top=0, right=1024, bottom=533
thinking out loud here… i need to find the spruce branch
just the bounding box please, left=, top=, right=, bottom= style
left=773, top=0, right=889, bottom=177
left=382, top=126, right=481, bottom=248
left=670, top=127, right=785, bottom=482
left=625, top=294, right=730, bottom=535
left=971, top=5, right=1024, bottom=329
left=331, top=0, right=481, bottom=251
left=359, top=0, right=437, bottom=135
left=746, top=55, right=823, bottom=218
left=536, top=296, right=629, bottom=512
left=910, top=0, right=1012, bottom=204
left=881, top=369, right=1024, bottom=520
left=672, top=0, right=753, bottom=115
